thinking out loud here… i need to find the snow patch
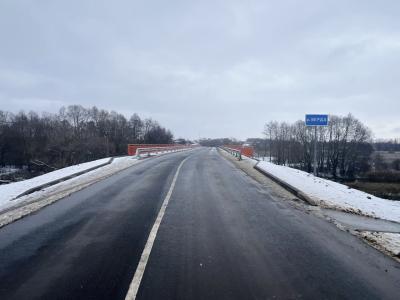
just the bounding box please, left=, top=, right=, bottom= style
left=360, top=232, right=400, bottom=257
left=0, top=156, right=140, bottom=227
left=256, top=161, right=400, bottom=223
left=0, top=157, right=123, bottom=210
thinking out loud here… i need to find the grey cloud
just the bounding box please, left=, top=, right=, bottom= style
left=0, top=0, right=399, bottom=139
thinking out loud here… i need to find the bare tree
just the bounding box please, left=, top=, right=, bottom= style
left=263, top=114, right=373, bottom=179
left=0, top=105, right=174, bottom=171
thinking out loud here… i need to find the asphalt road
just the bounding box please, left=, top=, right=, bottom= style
left=0, top=148, right=399, bottom=299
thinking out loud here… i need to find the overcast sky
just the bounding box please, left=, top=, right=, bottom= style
left=0, top=0, right=399, bottom=140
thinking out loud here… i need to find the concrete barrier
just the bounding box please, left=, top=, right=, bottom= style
left=254, top=162, right=318, bottom=206
left=13, top=157, right=114, bottom=200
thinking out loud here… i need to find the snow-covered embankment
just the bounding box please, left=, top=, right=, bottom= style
left=256, top=161, right=400, bottom=223
left=0, top=157, right=112, bottom=203
left=0, top=157, right=139, bottom=227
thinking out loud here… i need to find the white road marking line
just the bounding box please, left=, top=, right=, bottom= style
left=124, top=156, right=190, bottom=300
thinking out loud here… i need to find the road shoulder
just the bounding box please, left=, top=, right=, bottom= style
left=218, top=148, right=400, bottom=262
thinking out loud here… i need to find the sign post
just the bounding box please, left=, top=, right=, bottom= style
left=305, top=114, right=329, bottom=176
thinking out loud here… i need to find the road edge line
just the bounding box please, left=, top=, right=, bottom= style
left=124, top=155, right=190, bottom=300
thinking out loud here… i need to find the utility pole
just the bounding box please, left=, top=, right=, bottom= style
left=306, top=114, right=328, bottom=177
left=313, top=126, right=317, bottom=176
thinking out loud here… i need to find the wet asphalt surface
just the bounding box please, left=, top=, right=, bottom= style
left=0, top=148, right=399, bottom=299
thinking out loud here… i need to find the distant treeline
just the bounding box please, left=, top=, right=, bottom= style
left=373, top=140, right=400, bottom=152
left=199, top=138, right=243, bottom=147
left=0, top=105, right=173, bottom=170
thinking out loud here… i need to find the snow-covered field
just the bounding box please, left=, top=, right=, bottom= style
left=0, top=157, right=111, bottom=204
left=256, top=161, right=400, bottom=223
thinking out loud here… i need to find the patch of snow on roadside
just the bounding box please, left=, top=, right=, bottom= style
left=238, top=155, right=258, bottom=164
left=0, top=157, right=111, bottom=207
left=257, top=161, right=400, bottom=223
left=360, top=232, right=400, bottom=257
left=0, top=156, right=139, bottom=227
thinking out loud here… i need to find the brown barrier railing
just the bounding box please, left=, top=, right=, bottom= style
left=223, top=145, right=254, bottom=157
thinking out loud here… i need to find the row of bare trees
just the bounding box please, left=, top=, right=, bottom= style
left=0, top=105, right=173, bottom=170
left=263, top=114, right=373, bottom=179
left=199, top=138, right=242, bottom=147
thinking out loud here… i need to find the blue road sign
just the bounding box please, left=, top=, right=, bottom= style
left=305, top=114, right=329, bottom=126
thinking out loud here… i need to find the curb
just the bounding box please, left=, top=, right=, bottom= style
left=254, top=162, right=318, bottom=206
left=12, top=157, right=115, bottom=200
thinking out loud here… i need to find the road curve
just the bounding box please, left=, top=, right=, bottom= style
left=0, top=148, right=399, bottom=299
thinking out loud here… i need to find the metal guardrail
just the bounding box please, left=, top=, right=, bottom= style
left=220, top=147, right=242, bottom=160
left=135, top=146, right=191, bottom=158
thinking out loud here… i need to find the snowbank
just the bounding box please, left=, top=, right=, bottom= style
left=256, top=161, right=400, bottom=223
left=0, top=156, right=140, bottom=227
left=0, top=157, right=111, bottom=208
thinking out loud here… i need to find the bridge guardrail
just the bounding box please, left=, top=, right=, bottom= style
left=135, top=146, right=192, bottom=158
left=220, top=147, right=242, bottom=160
